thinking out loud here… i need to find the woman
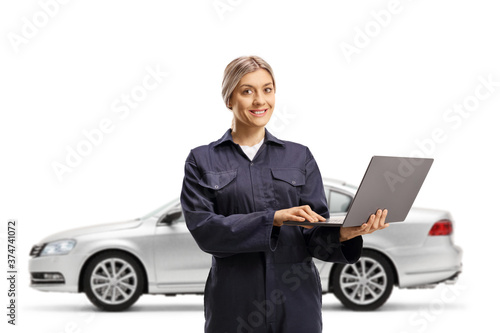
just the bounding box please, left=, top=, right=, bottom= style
left=180, top=56, right=388, bottom=333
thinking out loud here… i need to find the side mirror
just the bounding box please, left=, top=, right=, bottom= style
left=158, top=207, right=183, bottom=225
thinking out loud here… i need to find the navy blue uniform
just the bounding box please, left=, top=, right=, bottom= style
left=181, top=129, right=362, bottom=333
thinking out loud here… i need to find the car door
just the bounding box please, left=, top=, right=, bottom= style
left=153, top=204, right=212, bottom=293
left=314, top=186, right=355, bottom=281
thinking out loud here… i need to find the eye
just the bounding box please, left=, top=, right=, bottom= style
left=242, top=89, right=253, bottom=95
left=264, top=87, right=273, bottom=93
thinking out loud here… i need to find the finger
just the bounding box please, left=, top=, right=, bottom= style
left=295, top=207, right=317, bottom=222
left=285, top=212, right=306, bottom=222
left=374, top=209, right=389, bottom=230
left=372, top=209, right=383, bottom=229
left=285, top=209, right=315, bottom=228
left=375, top=210, right=390, bottom=231
left=375, top=210, right=389, bottom=230
left=357, top=216, right=373, bottom=235
left=299, top=205, right=319, bottom=222
left=368, top=210, right=383, bottom=232
left=316, top=213, right=327, bottom=222
left=364, top=214, right=376, bottom=230
left=380, top=209, right=388, bottom=225
left=301, top=206, right=327, bottom=223
left=294, top=207, right=317, bottom=228
left=311, top=210, right=326, bottom=222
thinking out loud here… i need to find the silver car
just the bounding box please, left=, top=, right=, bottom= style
left=29, top=178, right=463, bottom=311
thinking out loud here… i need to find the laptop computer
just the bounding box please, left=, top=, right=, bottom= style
left=283, top=156, right=434, bottom=227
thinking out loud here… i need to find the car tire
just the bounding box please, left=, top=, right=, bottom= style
left=83, top=251, right=144, bottom=311
left=331, top=250, right=394, bottom=311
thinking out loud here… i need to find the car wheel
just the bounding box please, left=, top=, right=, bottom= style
left=83, top=251, right=144, bottom=311
left=331, top=250, right=394, bottom=311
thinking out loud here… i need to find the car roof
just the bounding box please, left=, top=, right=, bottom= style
left=323, top=178, right=358, bottom=193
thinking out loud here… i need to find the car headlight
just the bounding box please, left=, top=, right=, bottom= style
left=40, top=239, right=76, bottom=256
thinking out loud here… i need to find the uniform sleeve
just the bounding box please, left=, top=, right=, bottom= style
left=180, top=151, right=277, bottom=258
left=300, top=148, right=363, bottom=264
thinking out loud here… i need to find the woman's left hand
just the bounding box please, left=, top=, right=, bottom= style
left=339, top=209, right=389, bottom=242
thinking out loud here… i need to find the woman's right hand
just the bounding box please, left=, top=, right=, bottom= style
left=273, top=205, right=326, bottom=228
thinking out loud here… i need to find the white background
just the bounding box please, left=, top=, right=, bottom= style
left=1, top=0, right=499, bottom=332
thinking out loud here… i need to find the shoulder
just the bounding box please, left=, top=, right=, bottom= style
left=281, top=139, right=308, bottom=151
left=265, top=129, right=309, bottom=152
left=185, top=129, right=232, bottom=164
left=185, top=142, right=214, bottom=165
left=270, top=137, right=314, bottom=162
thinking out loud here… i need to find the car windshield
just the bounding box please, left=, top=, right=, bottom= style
left=141, top=198, right=179, bottom=220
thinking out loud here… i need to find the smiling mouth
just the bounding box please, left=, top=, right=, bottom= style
left=249, top=109, right=268, bottom=116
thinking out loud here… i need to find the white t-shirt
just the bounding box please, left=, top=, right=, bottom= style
left=239, top=138, right=264, bottom=161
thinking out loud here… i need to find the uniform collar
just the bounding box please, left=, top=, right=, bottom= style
left=214, top=128, right=285, bottom=147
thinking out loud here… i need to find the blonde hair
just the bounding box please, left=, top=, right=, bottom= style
left=221, top=55, right=276, bottom=109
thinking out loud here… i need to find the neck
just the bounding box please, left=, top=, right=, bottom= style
left=231, top=124, right=265, bottom=146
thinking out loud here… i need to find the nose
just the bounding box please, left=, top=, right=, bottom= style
left=253, top=91, right=265, bottom=106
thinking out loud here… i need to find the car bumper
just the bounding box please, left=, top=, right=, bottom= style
left=388, top=237, right=463, bottom=288
left=29, top=254, right=87, bottom=293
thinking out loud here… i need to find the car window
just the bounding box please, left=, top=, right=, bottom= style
left=157, top=206, right=185, bottom=225
left=141, top=198, right=178, bottom=220
left=328, top=190, right=352, bottom=213
left=169, top=210, right=185, bottom=224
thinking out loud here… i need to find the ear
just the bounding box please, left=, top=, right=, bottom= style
left=227, top=91, right=235, bottom=110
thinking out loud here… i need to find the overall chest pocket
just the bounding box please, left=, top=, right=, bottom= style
left=271, top=168, right=305, bottom=208
left=199, top=170, right=237, bottom=189
left=198, top=169, right=238, bottom=204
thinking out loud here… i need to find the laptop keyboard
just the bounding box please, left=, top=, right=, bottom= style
left=325, top=216, right=346, bottom=224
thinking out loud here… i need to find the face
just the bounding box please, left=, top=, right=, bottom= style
left=228, top=68, right=275, bottom=131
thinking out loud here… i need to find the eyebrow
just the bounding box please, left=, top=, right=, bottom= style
left=239, top=82, right=273, bottom=89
